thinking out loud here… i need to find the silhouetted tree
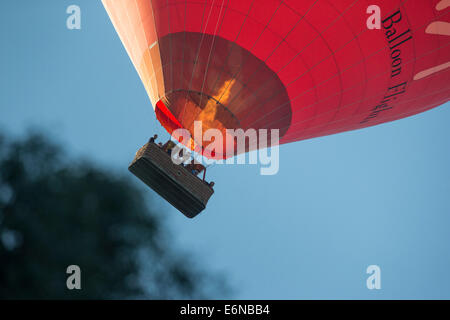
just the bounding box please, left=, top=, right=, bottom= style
left=0, top=131, right=226, bottom=299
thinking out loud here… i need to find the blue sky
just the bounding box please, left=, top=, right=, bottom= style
left=1, top=0, right=449, bottom=299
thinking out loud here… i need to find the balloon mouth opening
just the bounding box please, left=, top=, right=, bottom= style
left=155, top=90, right=240, bottom=159
left=149, top=32, right=293, bottom=159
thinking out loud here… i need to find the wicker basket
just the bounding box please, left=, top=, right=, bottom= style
left=129, top=142, right=214, bottom=218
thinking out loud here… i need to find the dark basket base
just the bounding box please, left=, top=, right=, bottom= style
left=128, top=142, right=214, bottom=218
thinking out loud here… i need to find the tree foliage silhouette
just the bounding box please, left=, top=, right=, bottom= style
left=0, top=131, right=225, bottom=299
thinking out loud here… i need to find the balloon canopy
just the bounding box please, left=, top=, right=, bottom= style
left=102, top=0, right=449, bottom=158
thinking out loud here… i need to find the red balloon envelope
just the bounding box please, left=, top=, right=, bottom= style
left=102, top=0, right=449, bottom=158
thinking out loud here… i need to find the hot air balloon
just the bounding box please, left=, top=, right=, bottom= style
left=102, top=0, right=450, bottom=218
